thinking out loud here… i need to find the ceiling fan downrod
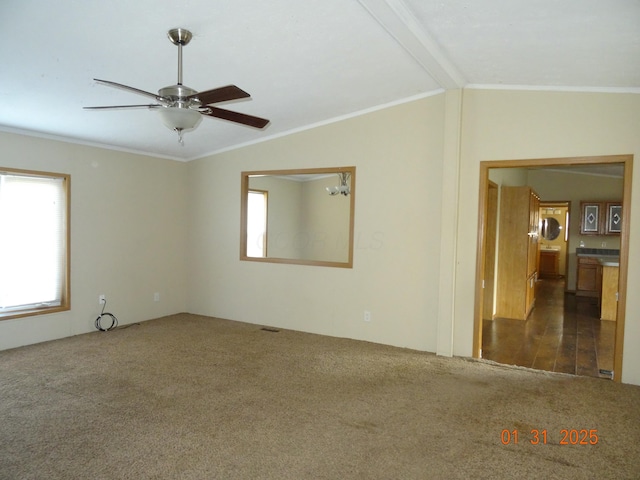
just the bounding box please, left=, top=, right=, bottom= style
left=165, top=28, right=198, bottom=145
left=167, top=28, right=193, bottom=86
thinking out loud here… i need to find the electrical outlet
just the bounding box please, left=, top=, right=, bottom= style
left=153, top=292, right=160, bottom=302
left=364, top=310, right=371, bottom=322
left=99, top=294, right=106, bottom=305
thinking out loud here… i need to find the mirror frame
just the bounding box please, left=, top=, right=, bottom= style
left=241, top=166, right=356, bottom=268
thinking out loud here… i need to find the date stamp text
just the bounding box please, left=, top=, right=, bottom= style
left=500, top=429, right=599, bottom=445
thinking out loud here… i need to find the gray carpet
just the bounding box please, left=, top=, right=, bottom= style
left=1, top=313, right=639, bottom=479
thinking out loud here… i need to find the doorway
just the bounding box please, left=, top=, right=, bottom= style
left=473, top=154, right=632, bottom=382
left=538, top=202, right=569, bottom=282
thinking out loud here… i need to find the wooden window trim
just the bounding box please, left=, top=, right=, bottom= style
left=0, top=167, right=71, bottom=321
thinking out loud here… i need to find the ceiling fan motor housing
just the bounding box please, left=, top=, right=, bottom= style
left=157, top=84, right=203, bottom=132
left=158, top=85, right=201, bottom=108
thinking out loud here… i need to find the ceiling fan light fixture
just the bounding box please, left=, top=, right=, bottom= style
left=158, top=106, right=202, bottom=131
left=157, top=106, right=202, bottom=145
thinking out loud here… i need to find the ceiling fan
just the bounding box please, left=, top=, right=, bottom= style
left=84, top=28, right=270, bottom=145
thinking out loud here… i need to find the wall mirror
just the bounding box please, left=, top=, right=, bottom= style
left=541, top=217, right=561, bottom=240
left=241, top=166, right=355, bottom=268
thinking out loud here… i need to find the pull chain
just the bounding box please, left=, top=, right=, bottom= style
left=175, top=128, right=185, bottom=146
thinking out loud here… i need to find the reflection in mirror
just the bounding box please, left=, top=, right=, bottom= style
left=246, top=190, right=267, bottom=257
left=541, top=217, right=561, bottom=240
left=241, top=167, right=355, bottom=267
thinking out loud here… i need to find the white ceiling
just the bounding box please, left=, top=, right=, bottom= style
left=1, top=0, right=638, bottom=161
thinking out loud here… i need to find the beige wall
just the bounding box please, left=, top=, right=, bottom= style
left=0, top=132, right=188, bottom=350
left=456, top=89, right=640, bottom=385
left=186, top=94, right=446, bottom=351
left=2, top=88, right=639, bottom=386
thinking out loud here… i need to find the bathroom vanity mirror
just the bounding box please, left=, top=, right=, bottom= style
left=541, top=217, right=561, bottom=240
left=240, top=166, right=355, bottom=267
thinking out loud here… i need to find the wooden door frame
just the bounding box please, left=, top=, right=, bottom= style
left=473, top=154, right=633, bottom=382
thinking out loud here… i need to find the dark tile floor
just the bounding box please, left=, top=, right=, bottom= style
left=482, top=278, right=615, bottom=379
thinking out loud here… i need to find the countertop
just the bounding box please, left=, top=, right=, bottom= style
left=576, top=247, right=619, bottom=267
left=599, top=259, right=620, bottom=267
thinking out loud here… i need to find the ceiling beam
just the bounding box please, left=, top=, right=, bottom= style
left=358, top=0, right=466, bottom=89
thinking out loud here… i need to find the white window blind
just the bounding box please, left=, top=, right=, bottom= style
left=0, top=172, right=67, bottom=312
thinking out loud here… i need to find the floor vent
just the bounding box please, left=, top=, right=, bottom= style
left=261, top=327, right=280, bottom=333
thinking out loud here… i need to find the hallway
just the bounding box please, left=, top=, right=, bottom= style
left=482, top=278, right=615, bottom=379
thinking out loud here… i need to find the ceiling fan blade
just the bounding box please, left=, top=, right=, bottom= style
left=204, top=106, right=270, bottom=129
left=84, top=104, right=162, bottom=110
left=190, top=85, right=250, bottom=105
left=93, top=79, right=166, bottom=103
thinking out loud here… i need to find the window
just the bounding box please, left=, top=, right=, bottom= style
left=246, top=189, right=267, bottom=257
left=0, top=168, right=70, bottom=319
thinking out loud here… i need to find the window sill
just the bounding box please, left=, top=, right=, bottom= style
left=0, top=304, right=70, bottom=321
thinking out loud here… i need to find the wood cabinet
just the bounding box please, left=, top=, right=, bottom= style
left=495, top=186, right=540, bottom=320
left=576, top=257, right=601, bottom=298
left=539, top=251, right=560, bottom=278
left=580, top=201, right=622, bottom=235
left=601, top=266, right=619, bottom=321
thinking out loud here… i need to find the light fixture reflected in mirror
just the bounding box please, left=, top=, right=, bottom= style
left=326, top=172, right=351, bottom=196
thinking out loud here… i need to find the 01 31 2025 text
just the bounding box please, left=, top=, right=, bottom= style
left=500, top=429, right=599, bottom=445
